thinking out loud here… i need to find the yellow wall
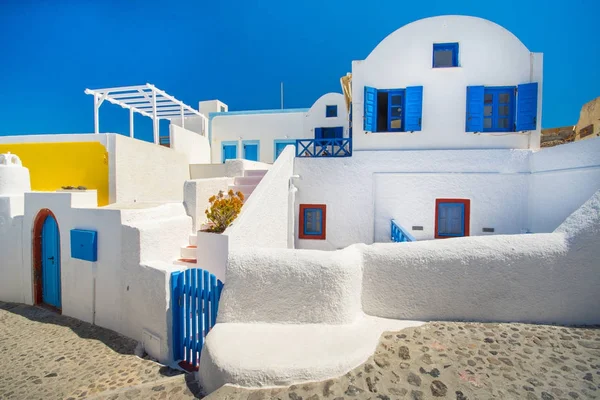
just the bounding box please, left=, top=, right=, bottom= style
left=0, top=142, right=109, bottom=206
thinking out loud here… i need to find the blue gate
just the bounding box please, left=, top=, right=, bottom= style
left=42, top=215, right=61, bottom=309
left=171, top=269, right=223, bottom=370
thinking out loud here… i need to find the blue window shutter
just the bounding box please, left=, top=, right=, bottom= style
left=315, top=128, right=323, bottom=139
left=516, top=82, right=538, bottom=131
left=404, top=86, right=423, bottom=131
left=466, top=86, right=485, bottom=132
left=334, top=126, right=343, bottom=138
left=363, top=86, right=377, bottom=132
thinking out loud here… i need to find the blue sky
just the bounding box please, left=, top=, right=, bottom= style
left=1, top=0, right=598, bottom=142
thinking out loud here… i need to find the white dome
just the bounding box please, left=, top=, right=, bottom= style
left=0, top=153, right=31, bottom=196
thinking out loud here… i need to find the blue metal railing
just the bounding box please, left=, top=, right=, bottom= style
left=296, top=138, right=352, bottom=157
left=391, top=220, right=416, bottom=243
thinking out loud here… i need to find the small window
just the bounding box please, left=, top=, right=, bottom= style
left=299, top=204, right=326, bottom=240
left=483, top=87, right=515, bottom=132
left=433, top=43, right=459, bottom=68
left=435, top=199, right=470, bottom=238
left=326, top=105, right=337, bottom=118
left=220, top=106, right=225, bottom=112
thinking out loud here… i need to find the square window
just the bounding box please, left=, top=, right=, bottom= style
left=220, top=106, right=226, bottom=112
left=326, top=105, right=337, bottom=118
left=433, top=43, right=459, bottom=68
left=482, top=87, right=515, bottom=132
left=299, top=204, right=326, bottom=240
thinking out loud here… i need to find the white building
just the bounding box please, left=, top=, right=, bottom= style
left=0, top=14, right=599, bottom=395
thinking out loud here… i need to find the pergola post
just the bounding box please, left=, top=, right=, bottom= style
left=151, top=90, right=158, bottom=144
left=129, top=108, right=134, bottom=138
left=180, top=105, right=185, bottom=129
left=93, top=94, right=100, bottom=134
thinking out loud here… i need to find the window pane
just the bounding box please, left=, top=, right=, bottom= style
left=484, top=94, right=493, bottom=104
left=484, top=105, right=492, bottom=117
left=305, top=209, right=322, bottom=234
left=499, top=105, right=509, bottom=116
left=434, top=50, right=453, bottom=67
left=484, top=118, right=492, bottom=129
left=390, top=95, right=402, bottom=106
left=390, top=119, right=402, bottom=129
left=498, top=118, right=509, bottom=129
left=499, top=93, right=510, bottom=103
left=391, top=106, right=402, bottom=117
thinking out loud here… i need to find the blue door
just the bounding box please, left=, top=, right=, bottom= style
left=222, top=144, right=237, bottom=163
left=243, top=143, right=259, bottom=161
left=437, top=203, right=465, bottom=237
left=42, top=215, right=61, bottom=309
left=275, top=141, right=295, bottom=159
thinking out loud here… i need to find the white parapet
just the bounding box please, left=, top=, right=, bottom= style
left=0, top=153, right=31, bottom=196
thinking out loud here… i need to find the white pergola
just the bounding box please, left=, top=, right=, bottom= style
left=84, top=83, right=206, bottom=144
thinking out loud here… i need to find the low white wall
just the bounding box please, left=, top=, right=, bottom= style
left=170, top=115, right=207, bottom=136
left=189, top=159, right=270, bottom=179
left=528, top=138, right=600, bottom=232
left=183, top=177, right=234, bottom=231
left=0, top=195, right=24, bottom=303
left=225, top=146, right=294, bottom=249
left=0, top=133, right=108, bottom=148
left=170, top=125, right=211, bottom=164
left=108, top=134, right=190, bottom=204
left=210, top=111, right=307, bottom=164
left=219, top=191, right=600, bottom=327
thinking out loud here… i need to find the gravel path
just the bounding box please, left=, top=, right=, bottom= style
left=0, top=301, right=201, bottom=400
left=207, top=322, right=600, bottom=400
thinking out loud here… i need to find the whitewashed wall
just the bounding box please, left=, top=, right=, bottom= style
left=293, top=149, right=530, bottom=249
left=303, top=93, right=349, bottom=138
left=352, top=15, right=543, bottom=151
left=528, top=137, right=600, bottom=232
left=169, top=125, right=211, bottom=164
left=0, top=196, right=24, bottom=303
left=225, top=146, right=295, bottom=249
left=170, top=115, right=208, bottom=136
left=210, top=110, right=307, bottom=164
left=183, top=177, right=234, bottom=231
left=107, top=134, right=190, bottom=204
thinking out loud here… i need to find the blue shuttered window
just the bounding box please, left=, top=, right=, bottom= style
left=326, top=105, right=337, bottom=118
left=516, top=82, right=538, bottom=131
left=433, top=43, right=459, bottom=68
left=466, top=86, right=485, bottom=132
left=364, top=85, right=423, bottom=133
left=405, top=86, right=423, bottom=131
left=437, top=203, right=465, bottom=237
left=363, top=86, right=377, bottom=132
left=467, top=83, right=538, bottom=133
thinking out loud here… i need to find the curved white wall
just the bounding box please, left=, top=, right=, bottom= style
left=0, top=154, right=31, bottom=196
left=303, top=93, right=349, bottom=138
left=352, top=15, right=543, bottom=150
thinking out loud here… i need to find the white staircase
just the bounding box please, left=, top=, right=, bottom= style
left=228, top=169, right=268, bottom=203
left=175, top=169, right=268, bottom=265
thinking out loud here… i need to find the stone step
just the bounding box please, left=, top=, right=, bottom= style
left=173, top=259, right=197, bottom=268
left=229, top=185, right=256, bottom=198
left=244, top=169, right=268, bottom=178
left=234, top=176, right=263, bottom=186
left=189, top=234, right=197, bottom=246
left=180, top=246, right=197, bottom=259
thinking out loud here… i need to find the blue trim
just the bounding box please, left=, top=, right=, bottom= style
left=483, top=86, right=515, bottom=132
left=516, top=82, right=538, bottom=131
left=242, top=140, right=260, bottom=161
left=274, top=139, right=296, bottom=160
left=437, top=203, right=465, bottom=237
left=433, top=42, right=459, bottom=68
left=326, top=105, right=337, bottom=118
left=391, top=220, right=416, bottom=242
left=221, top=141, right=238, bottom=163
left=303, top=208, right=323, bottom=236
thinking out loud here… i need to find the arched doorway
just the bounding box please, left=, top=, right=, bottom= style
left=32, top=209, right=62, bottom=311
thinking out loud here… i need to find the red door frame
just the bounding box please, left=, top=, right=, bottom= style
left=434, top=199, right=471, bottom=239
left=32, top=208, right=61, bottom=312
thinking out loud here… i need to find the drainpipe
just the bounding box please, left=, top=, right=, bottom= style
left=288, top=175, right=300, bottom=248
left=92, top=261, right=97, bottom=325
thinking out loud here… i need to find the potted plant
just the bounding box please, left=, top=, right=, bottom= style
left=203, top=189, right=244, bottom=233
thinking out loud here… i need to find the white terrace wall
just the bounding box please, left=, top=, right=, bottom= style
left=221, top=191, right=600, bottom=327
left=528, top=137, right=600, bottom=232
left=169, top=124, right=211, bottom=164
left=293, top=149, right=531, bottom=250
left=210, top=110, right=307, bottom=164
left=352, top=15, right=543, bottom=151
left=190, top=159, right=271, bottom=179
left=107, top=134, right=190, bottom=204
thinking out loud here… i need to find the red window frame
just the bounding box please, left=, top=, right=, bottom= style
left=434, top=199, right=470, bottom=239
left=299, top=204, right=326, bottom=240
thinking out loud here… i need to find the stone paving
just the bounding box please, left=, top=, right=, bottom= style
left=207, top=322, right=600, bottom=400
left=0, top=301, right=201, bottom=400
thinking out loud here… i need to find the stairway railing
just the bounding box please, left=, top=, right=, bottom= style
left=391, top=220, right=416, bottom=242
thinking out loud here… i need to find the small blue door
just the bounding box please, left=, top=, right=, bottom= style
left=244, top=143, right=258, bottom=161
left=275, top=142, right=294, bottom=159
left=42, top=215, right=61, bottom=309
left=222, top=144, right=237, bottom=163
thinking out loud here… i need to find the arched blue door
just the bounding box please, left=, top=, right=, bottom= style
left=41, top=215, right=61, bottom=309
